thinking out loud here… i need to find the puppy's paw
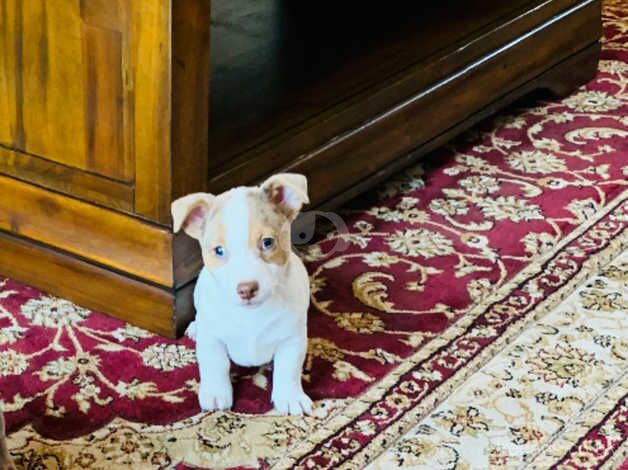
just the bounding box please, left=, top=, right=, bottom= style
left=198, top=381, right=233, bottom=411
left=272, top=387, right=312, bottom=416
left=185, top=321, right=197, bottom=341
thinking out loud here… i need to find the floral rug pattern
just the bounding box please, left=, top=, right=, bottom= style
left=2, top=1, right=628, bottom=469
left=367, top=250, right=628, bottom=470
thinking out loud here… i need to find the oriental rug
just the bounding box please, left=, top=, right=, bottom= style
left=1, top=1, right=627, bottom=468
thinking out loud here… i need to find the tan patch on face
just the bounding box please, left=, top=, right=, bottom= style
left=198, top=197, right=228, bottom=270
left=247, top=191, right=291, bottom=266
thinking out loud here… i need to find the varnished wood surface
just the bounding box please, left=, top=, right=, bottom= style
left=0, top=0, right=129, bottom=181
left=0, top=0, right=210, bottom=223
left=0, top=229, right=178, bottom=338
left=0, top=146, right=134, bottom=211
left=283, top=0, right=601, bottom=205
left=0, top=175, right=173, bottom=287
left=317, top=42, right=602, bottom=212
left=208, top=0, right=583, bottom=178
left=0, top=0, right=602, bottom=336
left=208, top=0, right=601, bottom=202
left=208, top=0, right=538, bottom=166
left=171, top=0, right=211, bottom=201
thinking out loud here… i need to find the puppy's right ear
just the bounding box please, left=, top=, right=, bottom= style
left=171, top=193, right=215, bottom=240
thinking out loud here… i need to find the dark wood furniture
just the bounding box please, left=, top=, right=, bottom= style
left=0, top=0, right=602, bottom=337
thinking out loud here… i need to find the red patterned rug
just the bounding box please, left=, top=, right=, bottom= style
left=2, top=1, right=627, bottom=469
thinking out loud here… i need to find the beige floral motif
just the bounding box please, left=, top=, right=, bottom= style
left=0, top=324, right=26, bottom=345
left=456, top=154, right=500, bottom=174
left=72, top=374, right=112, bottom=413
left=521, top=232, right=556, bottom=256
left=352, top=272, right=395, bottom=311
left=100, top=430, right=165, bottom=467
left=579, top=289, right=627, bottom=311
left=385, top=393, right=412, bottom=410
left=362, top=252, right=400, bottom=268
left=111, top=325, right=151, bottom=343
left=377, top=166, right=425, bottom=199
left=36, top=358, right=76, bottom=382
left=599, top=263, right=628, bottom=282
left=459, top=175, right=500, bottom=195
left=429, top=198, right=469, bottom=216
left=115, top=379, right=158, bottom=400
left=0, top=350, right=28, bottom=376
left=476, top=196, right=544, bottom=222
left=397, top=208, right=430, bottom=224
left=387, top=229, right=454, bottom=258
left=392, top=438, right=440, bottom=467
left=21, top=296, right=90, bottom=327
left=562, top=90, right=622, bottom=112
left=13, top=449, right=65, bottom=470
left=510, top=426, right=544, bottom=445
left=486, top=446, right=511, bottom=469
left=566, top=198, right=600, bottom=223
left=335, top=313, right=385, bottom=334
left=467, top=278, right=492, bottom=302
left=140, top=344, right=196, bottom=371
left=525, top=344, right=596, bottom=387
left=433, top=405, right=489, bottom=437
left=598, top=59, right=628, bottom=74
left=308, top=338, right=344, bottom=362
left=506, top=150, right=567, bottom=174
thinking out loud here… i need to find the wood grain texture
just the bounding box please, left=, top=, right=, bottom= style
left=0, top=146, right=133, bottom=211
left=0, top=175, right=173, bottom=287
left=83, top=24, right=127, bottom=180
left=1, top=0, right=132, bottom=209
left=0, top=0, right=602, bottom=336
left=317, top=42, right=602, bottom=212
left=0, top=229, right=178, bottom=337
left=171, top=0, right=211, bottom=201
left=0, top=0, right=18, bottom=147
left=282, top=0, right=602, bottom=205
left=207, top=0, right=602, bottom=199
left=21, top=0, right=87, bottom=169
left=129, top=0, right=172, bottom=222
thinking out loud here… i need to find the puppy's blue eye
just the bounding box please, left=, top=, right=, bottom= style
left=261, top=237, right=275, bottom=251
left=214, top=246, right=225, bottom=257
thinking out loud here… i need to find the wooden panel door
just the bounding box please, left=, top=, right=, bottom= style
left=0, top=0, right=201, bottom=222
left=0, top=0, right=129, bottom=181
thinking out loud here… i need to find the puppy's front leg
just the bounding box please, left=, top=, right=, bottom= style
left=196, top=338, right=233, bottom=411
left=271, top=338, right=312, bottom=415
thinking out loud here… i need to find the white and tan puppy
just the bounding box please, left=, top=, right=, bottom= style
left=172, top=173, right=312, bottom=415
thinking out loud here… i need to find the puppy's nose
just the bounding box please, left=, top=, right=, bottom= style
left=237, top=281, right=259, bottom=301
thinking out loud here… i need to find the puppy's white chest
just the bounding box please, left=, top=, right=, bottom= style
left=194, top=262, right=308, bottom=367
left=223, top=330, right=277, bottom=366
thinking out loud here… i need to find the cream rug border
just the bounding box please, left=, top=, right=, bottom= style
left=275, top=189, right=628, bottom=469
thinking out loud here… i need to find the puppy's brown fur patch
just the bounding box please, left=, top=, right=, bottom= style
left=247, top=191, right=291, bottom=266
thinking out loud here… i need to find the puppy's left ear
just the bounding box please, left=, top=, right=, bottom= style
left=261, top=173, right=309, bottom=220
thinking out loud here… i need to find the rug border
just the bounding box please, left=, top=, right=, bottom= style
left=340, top=212, right=628, bottom=470
left=273, top=189, right=628, bottom=469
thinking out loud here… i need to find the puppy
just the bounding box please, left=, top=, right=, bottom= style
left=172, top=173, right=312, bottom=415
left=0, top=413, right=15, bottom=470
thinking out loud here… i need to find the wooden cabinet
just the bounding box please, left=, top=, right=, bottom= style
left=0, top=0, right=601, bottom=337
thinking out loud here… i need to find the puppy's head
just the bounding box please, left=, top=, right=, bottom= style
left=172, top=173, right=309, bottom=307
